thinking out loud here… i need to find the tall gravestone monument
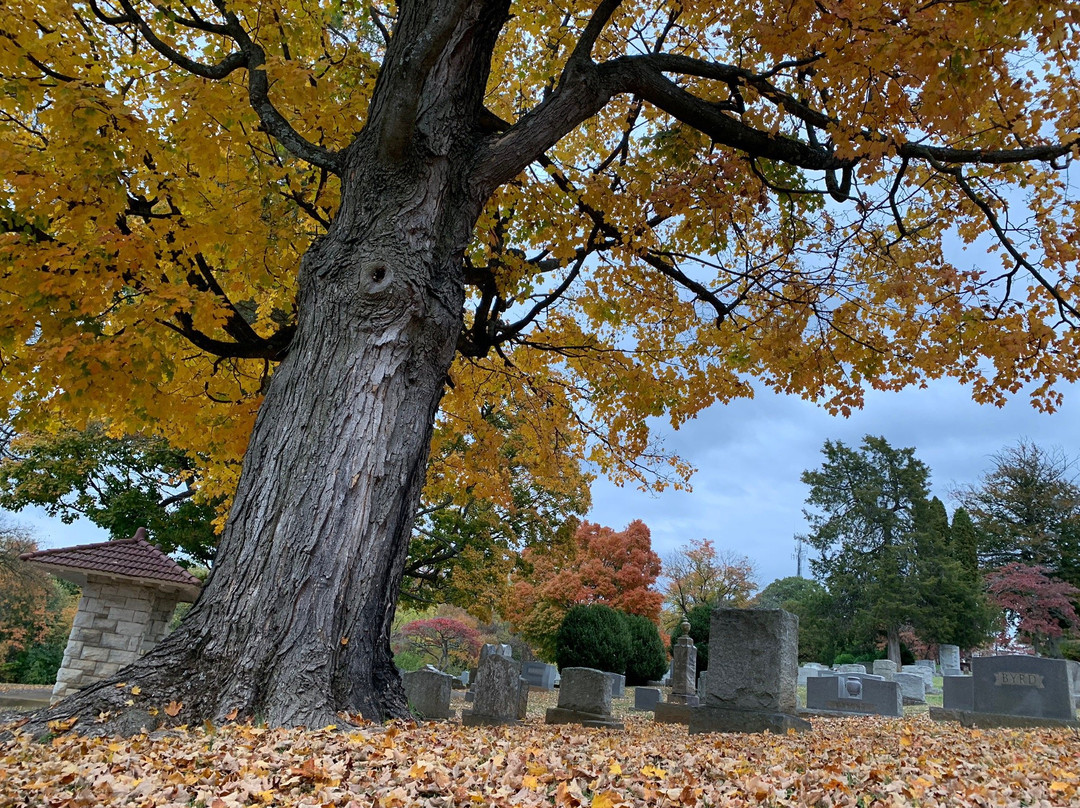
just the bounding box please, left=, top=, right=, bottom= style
left=654, top=620, right=698, bottom=724
left=688, top=608, right=811, bottom=734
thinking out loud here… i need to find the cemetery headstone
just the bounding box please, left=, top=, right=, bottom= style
left=903, top=664, right=936, bottom=693
left=893, top=671, right=926, bottom=704
left=914, top=659, right=936, bottom=672
left=872, top=660, right=897, bottom=680
left=521, top=661, right=557, bottom=690
left=939, top=644, right=961, bottom=677
left=835, top=663, right=869, bottom=675
left=668, top=621, right=698, bottom=706
left=462, top=653, right=522, bottom=726
left=688, top=608, right=811, bottom=734
left=633, top=687, right=661, bottom=711
left=931, top=655, right=1079, bottom=728
left=972, top=656, right=1075, bottom=719
left=942, top=675, right=973, bottom=711
left=697, top=671, right=708, bottom=701
left=798, top=666, right=822, bottom=686
left=804, top=673, right=903, bottom=717
left=403, top=668, right=455, bottom=720
left=545, top=667, right=624, bottom=728
left=607, top=672, right=625, bottom=699
left=1068, top=660, right=1080, bottom=708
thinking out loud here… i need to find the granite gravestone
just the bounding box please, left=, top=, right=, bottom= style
left=462, top=653, right=523, bottom=726
left=688, top=608, right=811, bottom=734
left=972, top=656, right=1075, bottom=719
left=607, top=672, right=626, bottom=699
left=872, top=660, right=897, bottom=680
left=804, top=673, right=903, bottom=717
left=939, top=644, right=961, bottom=677
left=545, top=667, right=623, bottom=728
left=521, top=661, right=557, bottom=690
left=835, top=663, right=869, bottom=675
left=942, top=675, right=973, bottom=711
left=654, top=620, right=699, bottom=724
left=633, top=687, right=662, bottom=711
left=931, top=656, right=1079, bottom=728
left=403, top=668, right=455, bottom=720
left=893, top=671, right=926, bottom=704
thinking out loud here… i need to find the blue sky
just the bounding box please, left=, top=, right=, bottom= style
left=8, top=377, right=1078, bottom=595
left=587, top=379, right=1080, bottom=591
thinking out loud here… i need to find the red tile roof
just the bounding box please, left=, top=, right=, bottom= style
left=19, top=527, right=202, bottom=594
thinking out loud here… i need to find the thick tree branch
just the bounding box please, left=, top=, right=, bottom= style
left=365, top=0, right=474, bottom=161
left=95, top=0, right=340, bottom=172
left=157, top=312, right=296, bottom=360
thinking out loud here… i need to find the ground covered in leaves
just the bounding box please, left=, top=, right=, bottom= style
left=2, top=691, right=1078, bottom=807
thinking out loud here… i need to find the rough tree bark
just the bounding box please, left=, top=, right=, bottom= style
left=19, top=0, right=515, bottom=735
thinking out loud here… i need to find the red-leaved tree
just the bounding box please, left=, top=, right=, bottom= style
left=985, top=562, right=1080, bottom=655
left=506, top=519, right=662, bottom=659
left=394, top=617, right=482, bottom=673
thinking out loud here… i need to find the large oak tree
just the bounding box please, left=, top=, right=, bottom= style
left=4, top=0, right=1080, bottom=731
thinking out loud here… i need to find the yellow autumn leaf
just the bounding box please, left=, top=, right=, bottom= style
left=591, top=790, right=624, bottom=808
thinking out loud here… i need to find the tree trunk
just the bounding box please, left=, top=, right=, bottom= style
left=886, top=626, right=902, bottom=666
left=23, top=152, right=490, bottom=736
left=15, top=0, right=525, bottom=737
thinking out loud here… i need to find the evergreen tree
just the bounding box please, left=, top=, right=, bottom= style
left=950, top=507, right=980, bottom=575
left=955, top=441, right=1080, bottom=589
left=802, top=436, right=929, bottom=664
left=911, top=498, right=995, bottom=651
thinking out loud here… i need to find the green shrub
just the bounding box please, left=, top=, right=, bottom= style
left=620, top=612, right=668, bottom=685
left=833, top=652, right=856, bottom=665
left=555, top=604, right=630, bottom=674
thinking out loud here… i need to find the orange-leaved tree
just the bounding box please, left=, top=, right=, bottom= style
left=507, top=519, right=662, bottom=659
left=0, top=522, right=53, bottom=665
left=662, top=538, right=757, bottom=625
left=4, top=0, right=1080, bottom=730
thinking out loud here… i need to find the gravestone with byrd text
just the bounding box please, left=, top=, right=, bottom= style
left=931, top=655, right=1078, bottom=728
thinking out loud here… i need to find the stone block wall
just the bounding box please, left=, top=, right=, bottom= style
left=51, top=576, right=181, bottom=702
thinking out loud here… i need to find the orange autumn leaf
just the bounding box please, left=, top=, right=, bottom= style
left=163, top=701, right=182, bottom=717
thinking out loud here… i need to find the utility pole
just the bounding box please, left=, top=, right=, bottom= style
left=792, top=535, right=806, bottom=578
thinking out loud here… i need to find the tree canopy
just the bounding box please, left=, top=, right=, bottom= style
left=4, top=0, right=1080, bottom=515
left=7, top=0, right=1080, bottom=731
left=954, top=441, right=1080, bottom=590
left=661, top=537, right=757, bottom=623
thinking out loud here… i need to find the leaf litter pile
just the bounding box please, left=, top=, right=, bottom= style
left=2, top=710, right=1078, bottom=807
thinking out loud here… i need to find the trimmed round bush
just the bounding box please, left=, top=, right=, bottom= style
left=620, top=612, right=668, bottom=685
left=555, top=604, right=630, bottom=674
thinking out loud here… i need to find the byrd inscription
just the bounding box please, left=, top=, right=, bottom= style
left=993, top=672, right=1044, bottom=688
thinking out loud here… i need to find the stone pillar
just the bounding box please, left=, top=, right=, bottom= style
left=688, top=608, right=811, bottom=734
left=668, top=620, right=699, bottom=706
